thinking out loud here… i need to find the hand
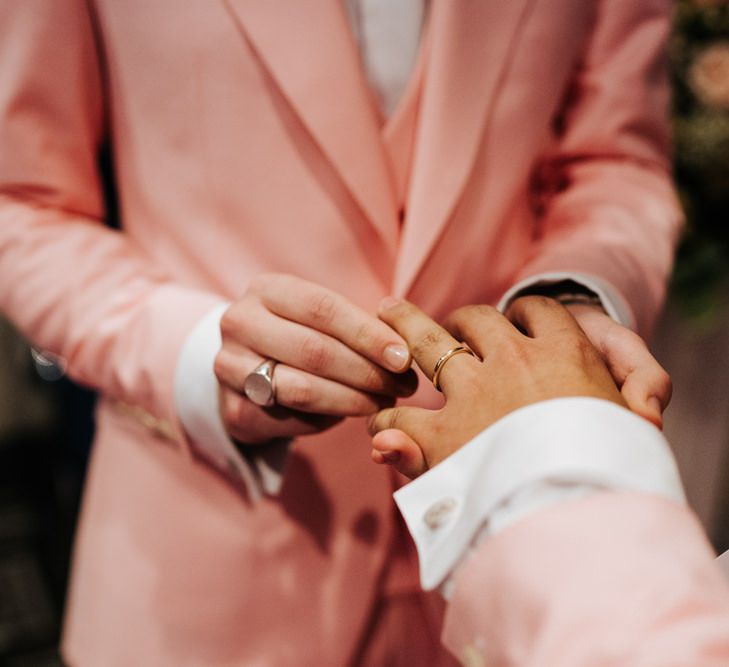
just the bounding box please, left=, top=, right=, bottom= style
left=565, top=303, right=671, bottom=429
left=214, top=274, right=418, bottom=445
left=368, top=296, right=626, bottom=479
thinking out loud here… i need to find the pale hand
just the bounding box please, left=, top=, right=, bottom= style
left=368, top=296, right=628, bottom=479
left=566, top=303, right=671, bottom=429
left=214, top=274, right=417, bottom=446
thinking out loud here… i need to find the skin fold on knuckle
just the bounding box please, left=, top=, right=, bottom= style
left=213, top=351, right=230, bottom=383
left=222, top=391, right=248, bottom=431
left=351, top=321, right=377, bottom=353
left=358, top=361, right=389, bottom=394
left=306, top=291, right=338, bottom=328
left=657, top=369, right=673, bottom=403
left=368, top=407, right=401, bottom=435
left=219, top=309, right=240, bottom=341
left=299, top=335, right=331, bottom=374
left=412, top=330, right=446, bottom=360
left=380, top=299, right=413, bottom=328
left=280, top=375, right=315, bottom=411
left=453, top=303, right=496, bottom=327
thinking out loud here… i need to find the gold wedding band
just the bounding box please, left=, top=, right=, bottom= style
left=432, top=345, right=475, bottom=392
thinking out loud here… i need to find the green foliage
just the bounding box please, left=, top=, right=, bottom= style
left=671, top=1, right=729, bottom=319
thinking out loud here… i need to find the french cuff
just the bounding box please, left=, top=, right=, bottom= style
left=497, top=272, right=635, bottom=329
left=173, top=303, right=291, bottom=501
left=394, top=397, right=685, bottom=591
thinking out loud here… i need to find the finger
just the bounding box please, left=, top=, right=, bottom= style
left=273, top=365, right=395, bottom=416
left=506, top=295, right=585, bottom=339
left=443, top=304, right=520, bottom=359
left=216, top=349, right=397, bottom=416
left=377, top=298, right=479, bottom=394
left=371, top=429, right=427, bottom=479
left=256, top=274, right=412, bottom=372
left=621, top=370, right=670, bottom=429
left=601, top=333, right=672, bottom=428
left=367, top=404, right=433, bottom=440
left=222, top=307, right=417, bottom=398
left=220, top=388, right=342, bottom=444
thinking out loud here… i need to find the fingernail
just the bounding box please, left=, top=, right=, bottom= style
left=384, top=344, right=410, bottom=371
left=381, top=450, right=401, bottom=463
left=379, top=296, right=403, bottom=313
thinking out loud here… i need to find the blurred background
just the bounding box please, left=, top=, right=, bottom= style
left=1, top=1, right=729, bottom=664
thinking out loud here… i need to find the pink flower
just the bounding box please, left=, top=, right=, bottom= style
left=689, top=43, right=729, bottom=109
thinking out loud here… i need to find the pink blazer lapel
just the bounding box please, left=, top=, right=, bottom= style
left=222, top=0, right=399, bottom=256
left=394, top=0, right=537, bottom=296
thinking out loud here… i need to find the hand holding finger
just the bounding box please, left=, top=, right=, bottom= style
left=215, top=347, right=395, bottom=418
left=567, top=303, right=671, bottom=428
left=377, top=297, right=479, bottom=395
left=254, top=274, right=413, bottom=372
left=222, top=302, right=417, bottom=399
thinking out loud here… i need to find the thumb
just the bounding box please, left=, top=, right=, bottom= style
left=371, top=429, right=428, bottom=479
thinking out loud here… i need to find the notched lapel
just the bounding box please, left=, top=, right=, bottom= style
left=221, top=0, right=399, bottom=254
left=395, top=0, right=536, bottom=295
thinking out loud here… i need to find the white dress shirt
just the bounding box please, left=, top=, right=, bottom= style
left=394, top=397, right=686, bottom=593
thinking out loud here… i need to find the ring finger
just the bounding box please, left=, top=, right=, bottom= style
left=216, top=348, right=394, bottom=417
left=377, top=298, right=480, bottom=395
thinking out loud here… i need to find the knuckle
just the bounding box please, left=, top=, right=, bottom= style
left=412, top=330, right=446, bottom=358
left=222, top=393, right=245, bottom=427
left=446, top=303, right=498, bottom=331
left=213, top=351, right=229, bottom=381
left=459, top=303, right=497, bottom=319
left=306, top=292, right=338, bottom=327
left=384, top=407, right=403, bottom=430
left=656, top=368, right=672, bottom=396
left=361, top=362, right=386, bottom=391
left=219, top=309, right=237, bottom=339
left=300, top=335, right=331, bottom=372
left=352, top=322, right=375, bottom=349
left=283, top=376, right=315, bottom=410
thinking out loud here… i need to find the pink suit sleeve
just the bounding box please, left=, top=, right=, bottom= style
left=0, top=1, right=224, bottom=446
left=519, top=0, right=683, bottom=337
left=443, top=492, right=729, bottom=666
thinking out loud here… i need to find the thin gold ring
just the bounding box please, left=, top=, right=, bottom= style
left=432, top=345, right=475, bottom=392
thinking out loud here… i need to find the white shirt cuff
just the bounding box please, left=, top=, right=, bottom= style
left=497, top=272, right=635, bottom=329
left=394, top=397, right=685, bottom=591
left=173, top=303, right=290, bottom=500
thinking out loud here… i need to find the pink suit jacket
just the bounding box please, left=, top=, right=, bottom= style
left=0, top=1, right=681, bottom=664
left=443, top=493, right=729, bottom=666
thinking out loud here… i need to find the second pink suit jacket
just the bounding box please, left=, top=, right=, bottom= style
left=443, top=493, right=729, bottom=666
left=0, top=1, right=681, bottom=664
